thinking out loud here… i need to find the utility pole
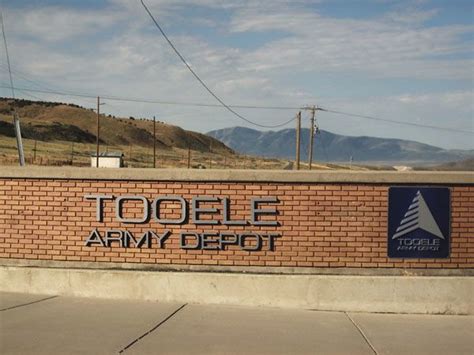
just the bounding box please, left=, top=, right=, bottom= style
left=153, top=115, right=156, bottom=168
left=308, top=105, right=316, bottom=170
left=96, top=96, right=100, bottom=168
left=13, top=111, right=25, bottom=166
left=2, top=11, right=25, bottom=166
left=295, top=111, right=301, bottom=170
left=95, top=96, right=106, bottom=167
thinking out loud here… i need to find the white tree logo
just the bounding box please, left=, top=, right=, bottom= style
left=392, top=190, right=445, bottom=240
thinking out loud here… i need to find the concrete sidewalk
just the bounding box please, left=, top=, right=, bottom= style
left=1, top=292, right=473, bottom=355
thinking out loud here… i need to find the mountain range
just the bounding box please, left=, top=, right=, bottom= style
left=1, top=98, right=471, bottom=166
left=207, top=126, right=473, bottom=163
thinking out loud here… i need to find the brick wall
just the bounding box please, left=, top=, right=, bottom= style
left=0, top=178, right=472, bottom=269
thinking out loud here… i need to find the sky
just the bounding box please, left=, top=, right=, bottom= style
left=0, top=0, right=473, bottom=149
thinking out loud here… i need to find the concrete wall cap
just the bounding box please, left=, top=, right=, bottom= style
left=0, top=166, right=473, bottom=184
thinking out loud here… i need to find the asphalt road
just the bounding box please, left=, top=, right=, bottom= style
left=1, top=292, right=473, bottom=355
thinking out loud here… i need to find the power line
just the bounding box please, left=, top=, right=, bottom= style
left=1, top=83, right=473, bottom=135
left=1, top=6, right=472, bottom=135
left=0, top=63, right=87, bottom=98
left=0, top=84, right=299, bottom=110
left=0, top=11, right=14, bottom=98
left=140, top=0, right=295, bottom=129
left=1, top=8, right=25, bottom=166
left=319, top=108, right=474, bottom=135
left=15, top=90, right=45, bottom=102
left=139, top=0, right=473, bottom=135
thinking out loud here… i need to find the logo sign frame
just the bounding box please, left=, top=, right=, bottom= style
left=388, top=186, right=450, bottom=259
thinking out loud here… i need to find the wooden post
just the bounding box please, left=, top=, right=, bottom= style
left=308, top=105, right=315, bottom=170
left=209, top=140, right=212, bottom=169
left=96, top=96, right=100, bottom=168
left=153, top=115, right=156, bottom=168
left=70, top=141, right=74, bottom=165
left=187, top=147, right=191, bottom=169
left=296, top=111, right=301, bottom=170
left=33, top=139, right=37, bottom=162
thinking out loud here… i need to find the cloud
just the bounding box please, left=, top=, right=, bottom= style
left=385, top=8, right=439, bottom=25
left=396, top=91, right=474, bottom=113
left=1, top=0, right=472, bottom=150
left=227, top=6, right=473, bottom=79
left=7, top=1, right=472, bottom=80
left=382, top=0, right=440, bottom=26
left=317, top=91, right=473, bottom=149
left=6, top=6, right=124, bottom=42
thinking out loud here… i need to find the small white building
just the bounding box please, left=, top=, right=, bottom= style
left=90, top=152, right=124, bottom=168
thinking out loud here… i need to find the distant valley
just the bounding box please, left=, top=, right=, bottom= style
left=207, top=126, right=473, bottom=164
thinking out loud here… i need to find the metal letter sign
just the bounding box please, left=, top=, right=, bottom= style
left=83, top=194, right=281, bottom=251
left=388, top=187, right=450, bottom=258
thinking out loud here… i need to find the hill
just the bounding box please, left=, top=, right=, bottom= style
left=0, top=98, right=231, bottom=154
left=0, top=98, right=293, bottom=170
left=207, top=126, right=473, bottom=164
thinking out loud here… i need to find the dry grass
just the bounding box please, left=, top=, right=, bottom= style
left=0, top=136, right=289, bottom=169
left=0, top=135, right=385, bottom=171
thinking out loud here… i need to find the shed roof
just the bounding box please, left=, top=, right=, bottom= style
left=90, top=152, right=124, bottom=158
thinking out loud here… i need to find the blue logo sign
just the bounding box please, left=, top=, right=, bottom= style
left=388, top=187, right=450, bottom=258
